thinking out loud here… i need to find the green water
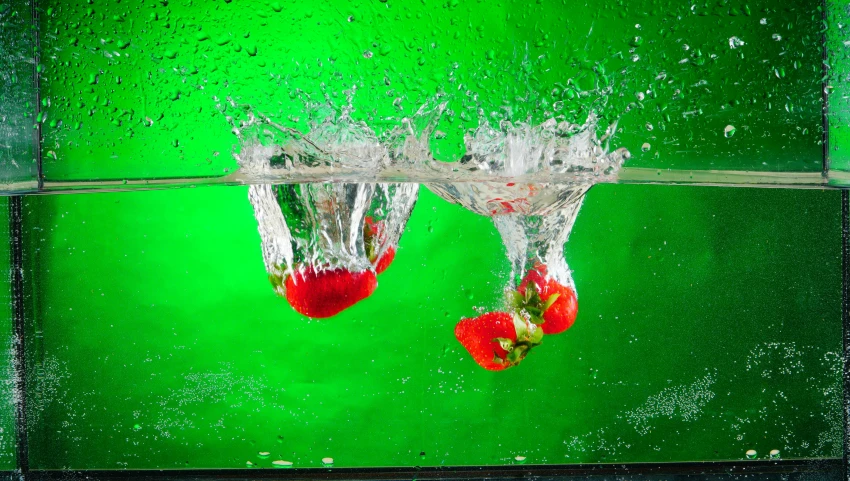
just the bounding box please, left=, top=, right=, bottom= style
left=13, top=184, right=843, bottom=469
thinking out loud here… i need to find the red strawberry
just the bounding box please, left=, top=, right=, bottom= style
left=283, top=266, right=377, bottom=318
left=374, top=247, right=395, bottom=274
left=364, top=216, right=395, bottom=274
left=514, top=265, right=578, bottom=335
left=454, top=312, right=543, bottom=371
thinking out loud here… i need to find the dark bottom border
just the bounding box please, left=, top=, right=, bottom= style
left=13, top=459, right=845, bottom=481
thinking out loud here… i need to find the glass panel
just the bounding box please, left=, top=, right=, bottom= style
left=0, top=0, right=38, bottom=192
left=32, top=0, right=836, bottom=189
left=827, top=2, right=850, bottom=185
left=0, top=198, right=18, bottom=473
left=21, top=185, right=842, bottom=470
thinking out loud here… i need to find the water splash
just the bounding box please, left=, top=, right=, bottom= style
left=229, top=92, right=627, bottom=184
left=248, top=182, right=418, bottom=293
left=249, top=183, right=375, bottom=288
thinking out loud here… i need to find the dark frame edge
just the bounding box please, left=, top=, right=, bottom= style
left=9, top=197, right=29, bottom=481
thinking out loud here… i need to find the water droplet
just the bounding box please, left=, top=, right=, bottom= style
left=745, top=449, right=757, bottom=459
left=769, top=449, right=780, bottom=459
left=771, top=33, right=782, bottom=41
left=322, top=457, right=334, bottom=466
left=724, top=125, right=736, bottom=138
left=258, top=452, right=270, bottom=459
left=641, top=143, right=651, bottom=152
left=760, top=17, right=768, bottom=25
left=728, top=36, right=745, bottom=49
left=645, top=123, right=653, bottom=131
left=133, top=424, right=141, bottom=431
left=363, top=50, right=373, bottom=59
left=246, top=461, right=254, bottom=467
left=272, top=460, right=293, bottom=468
left=514, top=455, right=527, bottom=464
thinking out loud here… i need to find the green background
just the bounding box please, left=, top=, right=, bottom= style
left=37, top=0, right=825, bottom=183
left=18, top=184, right=843, bottom=470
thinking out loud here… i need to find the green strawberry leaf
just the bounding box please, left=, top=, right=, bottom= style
left=542, top=292, right=561, bottom=312
left=509, top=291, right=525, bottom=306
left=506, top=345, right=528, bottom=364
left=494, top=337, right=515, bottom=352
left=529, top=326, right=544, bottom=345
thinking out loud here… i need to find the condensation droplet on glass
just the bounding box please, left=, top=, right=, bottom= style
left=724, top=125, right=736, bottom=138
left=272, top=460, right=293, bottom=468
left=641, top=143, right=651, bottom=152
left=258, top=451, right=271, bottom=459
left=514, top=455, right=527, bottom=464
left=363, top=50, right=373, bottom=59
left=645, top=123, right=653, bottom=131
left=772, top=33, right=782, bottom=41
left=636, top=92, right=645, bottom=101
left=631, top=54, right=640, bottom=62
left=322, top=457, right=334, bottom=466
left=769, top=449, right=780, bottom=459
left=745, top=449, right=757, bottom=459
left=760, top=17, right=768, bottom=25
left=729, top=36, right=745, bottom=49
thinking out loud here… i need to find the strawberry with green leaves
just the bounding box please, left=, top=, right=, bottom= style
left=364, top=216, right=396, bottom=274
left=513, top=264, right=578, bottom=335
left=454, top=312, right=543, bottom=371
left=275, top=266, right=377, bottom=319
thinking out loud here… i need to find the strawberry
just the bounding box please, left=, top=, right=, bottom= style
left=454, top=312, right=543, bottom=371
left=281, top=266, right=377, bottom=318
left=514, top=265, right=578, bottom=335
left=364, top=216, right=396, bottom=274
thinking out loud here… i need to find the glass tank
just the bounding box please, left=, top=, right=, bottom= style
left=0, top=0, right=849, bottom=480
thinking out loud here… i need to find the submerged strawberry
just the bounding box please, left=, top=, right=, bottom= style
left=514, top=265, right=578, bottom=335
left=454, top=312, right=543, bottom=371
left=282, top=266, right=377, bottom=318
left=364, top=216, right=396, bottom=274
